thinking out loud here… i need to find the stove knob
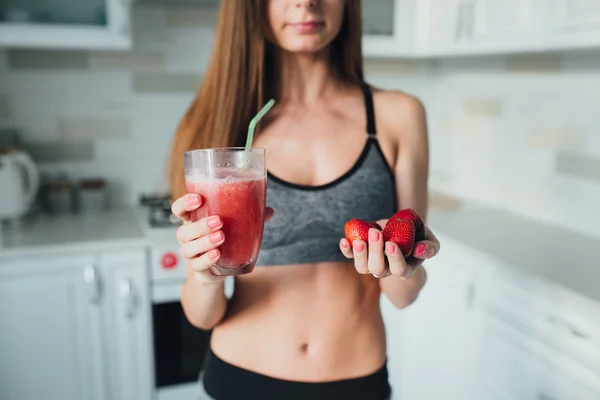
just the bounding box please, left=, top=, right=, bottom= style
left=161, top=252, right=178, bottom=270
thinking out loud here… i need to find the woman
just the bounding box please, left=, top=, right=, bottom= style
left=168, top=1, right=440, bottom=399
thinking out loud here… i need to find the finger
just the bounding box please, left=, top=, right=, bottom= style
left=352, top=240, right=369, bottom=274
left=339, top=238, right=353, bottom=259
left=190, top=250, right=228, bottom=283
left=385, top=242, right=409, bottom=277
left=190, top=248, right=221, bottom=272
left=367, top=228, right=386, bottom=277
left=179, top=230, right=225, bottom=259
left=424, top=226, right=441, bottom=255
left=264, top=207, right=275, bottom=223
left=171, top=194, right=203, bottom=221
left=176, top=215, right=223, bottom=244
left=413, top=240, right=440, bottom=260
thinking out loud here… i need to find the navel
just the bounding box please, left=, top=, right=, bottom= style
left=299, top=343, right=309, bottom=353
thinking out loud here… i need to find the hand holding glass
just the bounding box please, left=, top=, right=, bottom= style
left=184, top=148, right=267, bottom=276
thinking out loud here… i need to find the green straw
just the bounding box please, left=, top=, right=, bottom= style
left=245, top=99, right=276, bottom=151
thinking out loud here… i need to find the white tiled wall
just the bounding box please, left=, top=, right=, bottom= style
left=424, top=55, right=600, bottom=238
left=0, top=5, right=599, bottom=238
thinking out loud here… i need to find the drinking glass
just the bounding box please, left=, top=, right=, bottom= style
left=184, top=148, right=267, bottom=276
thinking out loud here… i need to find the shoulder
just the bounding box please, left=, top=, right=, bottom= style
left=372, top=88, right=426, bottom=130
left=370, top=87, right=428, bottom=146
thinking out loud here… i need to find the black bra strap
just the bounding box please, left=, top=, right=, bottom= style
left=362, top=85, right=377, bottom=135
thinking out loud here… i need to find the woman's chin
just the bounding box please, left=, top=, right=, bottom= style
left=278, top=38, right=333, bottom=55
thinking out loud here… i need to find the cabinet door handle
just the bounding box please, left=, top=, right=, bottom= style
left=546, top=315, right=589, bottom=339
left=466, top=1, right=476, bottom=39
left=84, top=265, right=101, bottom=305
left=455, top=3, right=465, bottom=40
left=466, top=280, right=476, bottom=309
left=119, top=279, right=137, bottom=319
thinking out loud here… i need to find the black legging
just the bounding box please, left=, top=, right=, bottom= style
left=200, top=347, right=392, bottom=400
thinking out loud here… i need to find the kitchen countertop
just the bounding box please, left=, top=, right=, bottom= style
left=0, top=207, right=148, bottom=259
left=427, top=197, right=600, bottom=305
left=1, top=197, right=599, bottom=305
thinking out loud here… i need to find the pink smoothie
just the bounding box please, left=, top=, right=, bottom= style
left=185, top=168, right=266, bottom=275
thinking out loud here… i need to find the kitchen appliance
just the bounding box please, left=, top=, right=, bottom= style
left=138, top=193, right=233, bottom=400
left=77, top=178, right=108, bottom=213
left=0, top=150, right=40, bottom=220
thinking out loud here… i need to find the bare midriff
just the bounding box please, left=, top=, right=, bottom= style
left=210, top=261, right=387, bottom=382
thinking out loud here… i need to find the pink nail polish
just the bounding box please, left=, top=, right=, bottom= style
left=415, top=244, right=427, bottom=257
left=369, top=230, right=380, bottom=242
left=210, top=232, right=223, bottom=243
left=341, top=240, right=349, bottom=249
left=207, top=216, right=222, bottom=229
left=386, top=243, right=396, bottom=255
left=187, top=195, right=200, bottom=206
left=208, top=249, right=219, bottom=259
left=354, top=242, right=365, bottom=252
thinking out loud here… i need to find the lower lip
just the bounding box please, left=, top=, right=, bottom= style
left=291, top=22, right=325, bottom=33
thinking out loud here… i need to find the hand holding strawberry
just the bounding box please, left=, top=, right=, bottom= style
left=340, top=208, right=440, bottom=279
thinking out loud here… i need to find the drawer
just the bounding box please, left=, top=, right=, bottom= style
left=482, top=318, right=600, bottom=400
left=485, top=270, right=600, bottom=369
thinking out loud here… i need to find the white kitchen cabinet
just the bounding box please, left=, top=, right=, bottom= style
left=362, top=0, right=415, bottom=57
left=0, top=248, right=154, bottom=400
left=0, top=0, right=131, bottom=50
left=0, top=255, right=107, bottom=400
left=413, top=0, right=462, bottom=55
left=543, top=0, right=600, bottom=50
left=415, top=0, right=543, bottom=56
left=469, top=0, right=543, bottom=53
left=101, top=249, right=154, bottom=400
left=391, top=240, right=487, bottom=400
left=481, top=314, right=600, bottom=400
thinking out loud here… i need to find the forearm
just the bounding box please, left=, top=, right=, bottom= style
left=181, top=263, right=227, bottom=330
left=380, top=266, right=427, bottom=309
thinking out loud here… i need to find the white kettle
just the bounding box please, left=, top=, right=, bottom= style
left=0, top=150, right=40, bottom=220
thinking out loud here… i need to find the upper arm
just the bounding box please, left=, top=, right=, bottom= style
left=385, top=93, right=430, bottom=221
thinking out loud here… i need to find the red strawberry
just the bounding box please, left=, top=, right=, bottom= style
left=344, top=219, right=381, bottom=244
left=392, top=208, right=426, bottom=242
left=382, top=218, right=416, bottom=256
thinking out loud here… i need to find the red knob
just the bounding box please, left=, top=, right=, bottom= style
left=161, top=252, right=178, bottom=269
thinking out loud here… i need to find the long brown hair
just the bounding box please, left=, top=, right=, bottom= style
left=168, top=0, right=365, bottom=200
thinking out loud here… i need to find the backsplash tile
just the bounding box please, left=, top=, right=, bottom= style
left=462, top=98, right=504, bottom=118
left=430, top=169, right=453, bottom=183
left=165, top=6, right=218, bottom=27
left=89, top=51, right=165, bottom=72
left=555, top=152, right=600, bottom=183
left=0, top=50, right=7, bottom=70
left=528, top=124, right=587, bottom=152
left=133, top=72, right=201, bottom=93
left=364, top=59, right=419, bottom=75
left=0, top=96, right=10, bottom=119
left=497, top=186, right=550, bottom=211
left=57, top=117, right=131, bottom=140
left=8, top=50, right=88, bottom=70
left=24, top=140, right=94, bottom=162
left=441, top=115, right=481, bottom=136
left=505, top=53, right=563, bottom=73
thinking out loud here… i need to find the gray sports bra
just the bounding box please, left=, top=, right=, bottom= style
left=256, top=86, right=397, bottom=266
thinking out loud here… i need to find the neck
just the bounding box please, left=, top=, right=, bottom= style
left=271, top=48, right=340, bottom=105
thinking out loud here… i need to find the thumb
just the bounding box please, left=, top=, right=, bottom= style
left=264, top=207, right=275, bottom=223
